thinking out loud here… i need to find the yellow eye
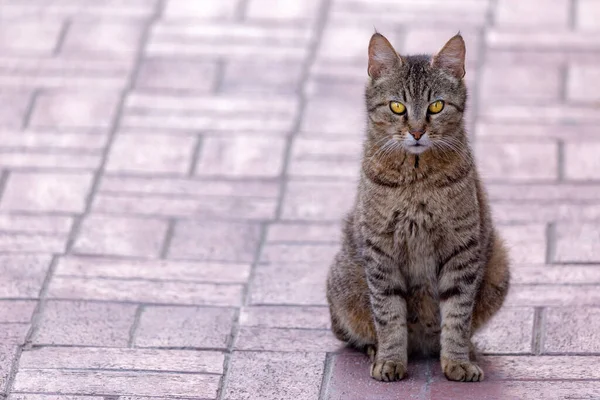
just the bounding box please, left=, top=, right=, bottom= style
left=428, top=100, right=444, bottom=114
left=389, top=101, right=406, bottom=115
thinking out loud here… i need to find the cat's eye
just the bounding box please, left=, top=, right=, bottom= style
left=389, top=101, right=406, bottom=115
left=428, top=100, right=444, bottom=114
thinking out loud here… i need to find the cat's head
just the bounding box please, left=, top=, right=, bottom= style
left=365, top=33, right=467, bottom=156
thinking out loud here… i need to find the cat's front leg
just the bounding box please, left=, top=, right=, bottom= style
left=364, top=239, right=408, bottom=382
left=438, top=239, right=484, bottom=382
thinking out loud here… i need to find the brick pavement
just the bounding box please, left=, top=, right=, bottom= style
left=0, top=0, right=599, bottom=399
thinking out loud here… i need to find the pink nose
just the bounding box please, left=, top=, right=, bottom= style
left=410, top=131, right=424, bottom=141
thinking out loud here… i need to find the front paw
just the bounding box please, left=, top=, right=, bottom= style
left=441, top=357, right=484, bottom=382
left=370, top=359, right=406, bottom=382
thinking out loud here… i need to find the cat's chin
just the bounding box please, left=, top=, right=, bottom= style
left=405, top=145, right=429, bottom=155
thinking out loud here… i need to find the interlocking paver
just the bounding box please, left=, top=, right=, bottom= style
left=32, top=301, right=137, bottom=346
left=106, top=133, right=197, bottom=174
left=2, top=0, right=600, bottom=398
left=196, top=136, right=286, bottom=177
left=30, top=90, right=121, bottom=128
left=72, top=215, right=168, bottom=257
left=223, top=351, right=326, bottom=400
left=135, top=306, right=235, bottom=348
left=1, top=172, right=93, bottom=213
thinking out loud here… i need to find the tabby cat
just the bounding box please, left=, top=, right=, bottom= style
left=326, top=33, right=510, bottom=382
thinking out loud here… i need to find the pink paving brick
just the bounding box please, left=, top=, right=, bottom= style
left=473, top=307, right=534, bottom=354
left=221, top=60, right=303, bottom=94
left=72, top=215, right=168, bottom=257
left=106, top=133, right=197, bottom=174
left=476, top=140, right=558, bottom=181
left=543, top=307, right=600, bottom=353
left=0, top=255, right=51, bottom=298
left=249, top=262, right=328, bottom=305
left=0, top=21, right=65, bottom=55
left=563, top=142, right=600, bottom=180
left=162, top=0, right=240, bottom=20
left=223, top=351, right=326, bottom=400
left=480, top=65, right=561, bottom=101
left=0, top=90, right=32, bottom=128
left=0, top=172, right=93, bottom=213
left=553, top=223, right=600, bottom=263
left=246, top=0, right=322, bottom=20
left=30, top=90, right=121, bottom=128
left=0, top=301, right=37, bottom=323
left=60, top=19, right=145, bottom=57
left=496, top=224, right=547, bottom=264
left=134, top=306, right=235, bottom=348
left=196, top=136, right=286, bottom=177
left=168, top=220, right=262, bottom=262
left=239, top=305, right=330, bottom=329
left=235, top=326, right=341, bottom=352
left=32, top=301, right=137, bottom=346
left=326, top=354, right=428, bottom=400
left=566, top=65, right=600, bottom=103
left=495, top=0, right=571, bottom=28
left=281, top=180, right=355, bottom=221
left=576, top=0, right=600, bottom=31
left=136, top=58, right=218, bottom=92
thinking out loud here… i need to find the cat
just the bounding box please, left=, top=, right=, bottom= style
left=326, top=32, right=510, bottom=383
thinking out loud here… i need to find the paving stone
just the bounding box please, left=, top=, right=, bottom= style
left=0, top=90, right=31, bottom=128
left=478, top=355, right=600, bottom=380
left=221, top=60, right=303, bottom=94
left=476, top=140, right=558, bottom=181
left=30, top=90, right=121, bottom=128
left=0, top=214, right=73, bottom=235
left=169, top=220, right=262, bottom=262
left=473, top=307, right=534, bottom=354
left=512, top=265, right=600, bottom=285
left=497, top=224, right=547, bottom=264
left=250, top=262, right=328, bottom=305
left=19, top=347, right=224, bottom=374
left=162, top=0, right=240, bottom=20
left=476, top=122, right=600, bottom=140
left=1, top=172, right=93, bottom=213
left=487, top=30, right=600, bottom=52
left=73, top=215, right=168, bottom=257
left=326, top=354, right=428, bottom=400
left=223, top=351, right=325, bottom=400
left=0, top=254, right=51, bottom=298
left=0, top=300, right=37, bottom=323
left=506, top=285, right=600, bottom=306
left=564, top=142, right=600, bottom=180
left=0, top=21, right=64, bottom=55
left=266, top=222, right=341, bottom=243
left=136, top=58, right=218, bottom=92
left=577, top=0, right=600, bottom=31
left=290, top=138, right=361, bottom=178
left=93, top=192, right=277, bottom=220
left=431, top=380, right=600, bottom=400
left=246, top=0, right=321, bottom=20
left=12, top=370, right=220, bottom=398
left=240, top=306, right=330, bottom=329
left=135, top=306, right=235, bottom=348
left=106, top=133, right=196, bottom=174
left=61, top=20, right=145, bottom=56
left=544, top=307, right=600, bottom=353
left=495, top=0, right=570, bottom=27
left=567, top=65, right=600, bottom=102
left=33, top=301, right=137, bottom=346
left=0, top=232, right=68, bottom=253
left=47, top=276, right=243, bottom=306
left=196, top=136, right=286, bottom=177
left=235, top=326, right=340, bottom=352
left=301, top=97, right=365, bottom=135
left=261, top=243, right=338, bottom=263
left=554, top=223, right=600, bottom=263
left=490, top=202, right=600, bottom=223
left=480, top=65, right=561, bottom=101
left=281, top=180, right=355, bottom=221
left=55, top=256, right=251, bottom=283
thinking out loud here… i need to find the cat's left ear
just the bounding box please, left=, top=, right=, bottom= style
left=431, top=34, right=466, bottom=79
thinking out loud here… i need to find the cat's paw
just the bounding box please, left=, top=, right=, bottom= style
left=370, top=359, right=406, bottom=382
left=441, top=357, right=484, bottom=382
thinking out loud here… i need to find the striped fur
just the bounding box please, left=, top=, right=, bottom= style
left=326, top=33, right=510, bottom=382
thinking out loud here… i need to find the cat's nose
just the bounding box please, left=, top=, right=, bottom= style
left=409, top=130, right=424, bottom=141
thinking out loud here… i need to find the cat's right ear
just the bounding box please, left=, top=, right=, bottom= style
left=368, top=33, right=401, bottom=79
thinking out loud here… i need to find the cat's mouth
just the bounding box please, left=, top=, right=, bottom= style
left=405, top=143, right=429, bottom=155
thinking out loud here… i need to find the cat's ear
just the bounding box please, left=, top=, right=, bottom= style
left=368, top=33, right=402, bottom=79
left=431, top=34, right=466, bottom=79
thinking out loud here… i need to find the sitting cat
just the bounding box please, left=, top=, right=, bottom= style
left=326, top=32, right=510, bottom=383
